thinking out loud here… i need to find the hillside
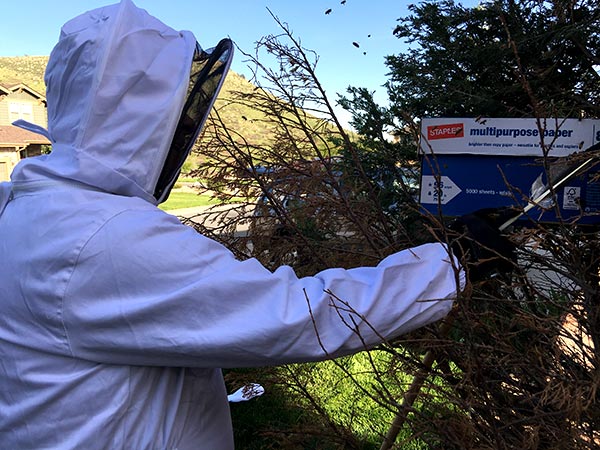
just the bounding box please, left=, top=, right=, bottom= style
left=0, top=55, right=275, bottom=145
left=0, top=56, right=48, bottom=94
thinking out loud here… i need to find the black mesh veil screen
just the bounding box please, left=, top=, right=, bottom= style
left=154, top=38, right=233, bottom=203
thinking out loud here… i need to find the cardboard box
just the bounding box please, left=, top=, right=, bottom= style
left=419, top=118, right=600, bottom=224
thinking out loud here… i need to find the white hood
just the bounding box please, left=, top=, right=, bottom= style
left=10, top=0, right=196, bottom=205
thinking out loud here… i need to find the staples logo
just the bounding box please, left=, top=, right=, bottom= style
left=427, top=123, right=464, bottom=140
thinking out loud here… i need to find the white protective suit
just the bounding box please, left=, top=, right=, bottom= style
left=0, top=1, right=464, bottom=449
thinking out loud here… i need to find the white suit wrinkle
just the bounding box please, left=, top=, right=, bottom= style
left=0, top=182, right=11, bottom=216
left=0, top=1, right=463, bottom=449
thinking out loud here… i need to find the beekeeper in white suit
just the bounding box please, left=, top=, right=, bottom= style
left=0, top=1, right=515, bottom=448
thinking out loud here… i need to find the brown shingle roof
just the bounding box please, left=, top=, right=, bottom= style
left=0, top=125, right=50, bottom=146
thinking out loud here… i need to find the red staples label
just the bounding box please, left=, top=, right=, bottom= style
left=427, top=123, right=464, bottom=140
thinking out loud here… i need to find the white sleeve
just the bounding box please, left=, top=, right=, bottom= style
left=63, top=208, right=463, bottom=367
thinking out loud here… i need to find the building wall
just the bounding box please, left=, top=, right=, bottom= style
left=0, top=147, right=20, bottom=181
left=0, top=90, right=47, bottom=127
left=0, top=86, right=48, bottom=180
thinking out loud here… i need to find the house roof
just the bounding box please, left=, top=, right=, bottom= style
left=0, top=82, right=46, bottom=102
left=0, top=125, right=50, bottom=147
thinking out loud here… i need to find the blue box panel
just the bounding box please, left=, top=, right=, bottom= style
left=419, top=154, right=600, bottom=225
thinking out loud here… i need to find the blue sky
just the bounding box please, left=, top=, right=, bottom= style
left=1, top=0, right=411, bottom=109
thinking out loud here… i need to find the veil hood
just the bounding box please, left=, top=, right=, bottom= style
left=11, top=0, right=196, bottom=204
